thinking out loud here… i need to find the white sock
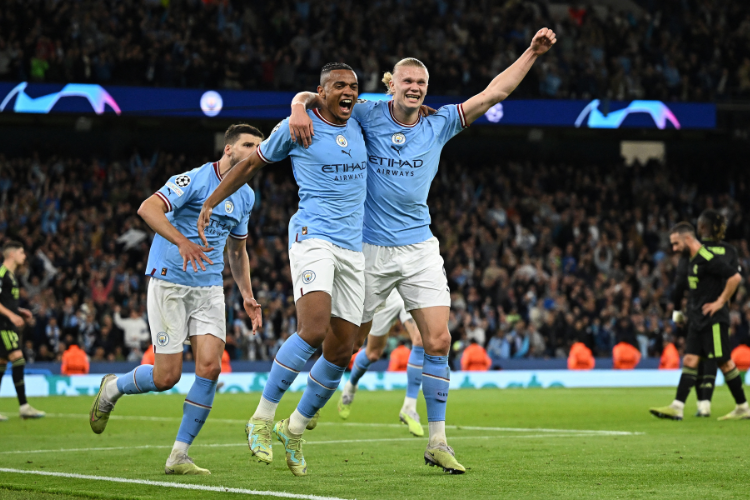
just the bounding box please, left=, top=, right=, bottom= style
left=344, top=380, right=357, bottom=396
left=671, top=400, right=685, bottom=411
left=19, top=403, right=29, bottom=411
left=104, top=378, right=123, bottom=402
left=252, top=397, right=278, bottom=421
left=288, top=409, right=311, bottom=435
left=428, top=421, right=447, bottom=447
left=401, top=396, right=417, bottom=414
left=738, top=402, right=749, bottom=410
left=172, top=441, right=190, bottom=456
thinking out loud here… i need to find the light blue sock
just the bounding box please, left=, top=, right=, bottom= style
left=422, top=354, right=449, bottom=422
left=116, top=364, right=158, bottom=394
left=406, top=345, right=424, bottom=399
left=176, top=375, right=217, bottom=445
left=297, top=357, right=345, bottom=418
left=349, top=349, right=372, bottom=387
left=262, top=333, right=317, bottom=403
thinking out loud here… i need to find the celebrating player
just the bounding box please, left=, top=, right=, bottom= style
left=196, top=63, right=368, bottom=477
left=671, top=210, right=740, bottom=417
left=0, top=241, right=45, bottom=421
left=339, top=289, right=426, bottom=437
left=88, top=124, right=263, bottom=475
left=289, top=28, right=557, bottom=473
left=651, top=222, right=749, bottom=421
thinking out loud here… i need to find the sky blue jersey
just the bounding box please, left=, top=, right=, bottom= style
left=145, top=162, right=254, bottom=287
left=352, top=100, right=468, bottom=246
left=257, top=109, right=368, bottom=252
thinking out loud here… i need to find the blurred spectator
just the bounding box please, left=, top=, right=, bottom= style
left=114, top=306, right=149, bottom=354
left=613, top=342, right=642, bottom=370
left=0, top=1, right=749, bottom=101
left=60, top=338, right=89, bottom=375
left=460, top=339, right=492, bottom=371
left=659, top=340, right=680, bottom=370
left=388, top=342, right=411, bottom=372
left=568, top=342, right=595, bottom=370
left=221, top=349, right=232, bottom=373
left=141, top=346, right=155, bottom=366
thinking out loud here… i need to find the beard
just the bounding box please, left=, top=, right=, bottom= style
left=229, top=152, right=242, bottom=168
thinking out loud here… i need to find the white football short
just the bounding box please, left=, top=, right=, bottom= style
left=290, top=238, right=366, bottom=326
left=362, top=237, right=451, bottom=324
left=147, top=278, right=227, bottom=355
left=369, top=289, right=414, bottom=337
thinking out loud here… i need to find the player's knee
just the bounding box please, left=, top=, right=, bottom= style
left=196, top=360, right=221, bottom=380
left=425, top=333, right=451, bottom=356
left=154, top=371, right=181, bottom=390
left=719, top=360, right=735, bottom=373
left=366, top=349, right=382, bottom=363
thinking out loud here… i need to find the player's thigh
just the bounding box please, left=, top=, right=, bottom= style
left=148, top=278, right=189, bottom=355
left=290, top=239, right=336, bottom=342
left=368, top=289, right=403, bottom=338
left=331, top=245, right=366, bottom=328
left=396, top=237, right=451, bottom=313
left=361, top=243, right=400, bottom=324
left=709, top=322, right=732, bottom=366
left=409, top=306, right=450, bottom=356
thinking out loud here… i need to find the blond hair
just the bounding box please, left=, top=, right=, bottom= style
left=382, top=58, right=429, bottom=95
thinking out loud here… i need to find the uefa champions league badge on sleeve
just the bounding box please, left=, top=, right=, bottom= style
left=392, top=133, right=406, bottom=145
left=224, top=200, right=234, bottom=213
left=336, top=135, right=348, bottom=147
left=174, top=175, right=191, bottom=187
left=302, top=270, right=316, bottom=284
left=157, top=332, right=169, bottom=347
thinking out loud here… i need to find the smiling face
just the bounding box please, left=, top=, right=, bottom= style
left=318, top=69, right=358, bottom=123
left=390, top=65, right=429, bottom=111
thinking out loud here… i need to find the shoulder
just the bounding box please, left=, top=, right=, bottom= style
left=170, top=164, right=208, bottom=185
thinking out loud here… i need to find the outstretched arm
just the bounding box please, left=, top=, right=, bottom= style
left=462, top=27, right=557, bottom=125
left=198, top=153, right=266, bottom=246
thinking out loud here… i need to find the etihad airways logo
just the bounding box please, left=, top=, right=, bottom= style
left=0, top=82, right=121, bottom=115
left=575, top=99, right=680, bottom=130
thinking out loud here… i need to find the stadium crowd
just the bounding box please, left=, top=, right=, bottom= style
left=2, top=148, right=750, bottom=368
left=1, top=0, right=749, bottom=101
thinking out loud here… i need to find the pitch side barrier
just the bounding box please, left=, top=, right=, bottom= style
left=1, top=370, right=739, bottom=398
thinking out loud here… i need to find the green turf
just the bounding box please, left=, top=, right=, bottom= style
left=0, top=386, right=748, bottom=500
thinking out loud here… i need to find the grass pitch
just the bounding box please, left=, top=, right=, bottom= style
left=0, top=386, right=748, bottom=499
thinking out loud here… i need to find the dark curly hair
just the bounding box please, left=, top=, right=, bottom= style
left=698, top=209, right=727, bottom=241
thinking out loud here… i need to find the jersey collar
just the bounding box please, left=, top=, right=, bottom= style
left=212, top=161, right=223, bottom=181
left=312, top=108, right=346, bottom=127
left=388, top=101, right=420, bottom=128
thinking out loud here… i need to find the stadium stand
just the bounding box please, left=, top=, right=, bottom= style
left=2, top=149, right=750, bottom=368
left=1, top=0, right=749, bottom=100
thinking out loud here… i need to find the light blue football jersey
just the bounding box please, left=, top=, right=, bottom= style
left=257, top=109, right=368, bottom=252
left=352, top=100, right=467, bottom=246
left=145, top=162, right=254, bottom=287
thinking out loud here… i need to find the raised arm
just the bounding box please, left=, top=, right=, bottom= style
left=138, top=195, right=214, bottom=272
left=226, top=237, right=262, bottom=334
left=289, top=92, right=323, bottom=148
left=197, top=153, right=266, bottom=246
left=462, top=27, right=557, bottom=125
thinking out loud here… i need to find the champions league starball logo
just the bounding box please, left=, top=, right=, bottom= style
left=0, top=82, right=121, bottom=114
left=200, top=91, right=223, bottom=117
left=575, top=99, right=681, bottom=130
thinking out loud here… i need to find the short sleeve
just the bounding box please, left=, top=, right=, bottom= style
left=155, top=170, right=201, bottom=213
left=428, top=104, right=468, bottom=145
left=351, top=99, right=378, bottom=126
left=230, top=210, right=250, bottom=240
left=256, top=118, right=294, bottom=164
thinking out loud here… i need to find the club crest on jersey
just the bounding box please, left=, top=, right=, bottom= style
left=174, top=175, right=191, bottom=188
left=157, top=332, right=169, bottom=346
left=224, top=200, right=234, bottom=213
left=336, top=135, right=348, bottom=147
left=302, top=270, right=316, bottom=284
left=392, top=133, right=406, bottom=145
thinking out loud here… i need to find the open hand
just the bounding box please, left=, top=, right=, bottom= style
left=530, top=27, right=557, bottom=56
left=702, top=300, right=724, bottom=317
left=8, top=312, right=24, bottom=328
left=178, top=239, right=214, bottom=272
left=420, top=105, right=437, bottom=117
left=289, top=105, right=315, bottom=148
left=243, top=297, right=263, bottom=334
